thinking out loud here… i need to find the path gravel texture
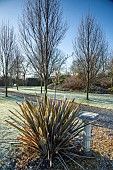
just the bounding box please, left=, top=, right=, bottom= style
left=79, top=104, right=113, bottom=130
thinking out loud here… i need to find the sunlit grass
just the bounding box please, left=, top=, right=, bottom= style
left=8, top=86, right=113, bottom=110
left=0, top=93, right=24, bottom=161
left=0, top=93, right=24, bottom=138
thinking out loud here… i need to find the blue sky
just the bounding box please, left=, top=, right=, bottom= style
left=0, top=0, right=113, bottom=66
left=61, top=0, right=113, bottom=56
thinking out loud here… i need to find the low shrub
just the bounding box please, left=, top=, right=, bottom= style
left=6, top=98, right=87, bottom=170
left=63, top=76, right=85, bottom=91
left=108, top=87, right=113, bottom=93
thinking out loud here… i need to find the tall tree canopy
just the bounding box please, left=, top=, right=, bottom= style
left=73, top=14, right=108, bottom=100
left=0, top=22, right=15, bottom=97
left=20, top=0, right=67, bottom=101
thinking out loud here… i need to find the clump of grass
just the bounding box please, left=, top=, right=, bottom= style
left=6, top=98, right=87, bottom=170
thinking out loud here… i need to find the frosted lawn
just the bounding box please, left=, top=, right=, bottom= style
left=0, top=93, right=24, bottom=161
left=8, top=86, right=113, bottom=110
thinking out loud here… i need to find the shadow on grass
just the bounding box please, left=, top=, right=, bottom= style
left=70, top=150, right=113, bottom=170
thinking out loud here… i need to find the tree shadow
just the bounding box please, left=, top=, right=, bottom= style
left=72, top=150, right=113, bottom=170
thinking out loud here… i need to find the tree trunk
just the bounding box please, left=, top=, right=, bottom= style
left=86, top=86, right=89, bottom=100
left=54, top=83, right=56, bottom=100
left=86, top=71, right=89, bottom=100
left=16, top=76, right=19, bottom=90
left=23, top=73, right=26, bottom=86
left=17, top=84, right=19, bottom=90
left=41, top=78, right=42, bottom=94
left=5, top=76, right=8, bottom=97
left=44, top=76, right=48, bottom=104
left=5, top=85, right=8, bottom=97
left=111, top=77, right=113, bottom=88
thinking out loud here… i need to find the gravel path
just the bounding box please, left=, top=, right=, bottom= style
left=79, top=104, right=113, bottom=130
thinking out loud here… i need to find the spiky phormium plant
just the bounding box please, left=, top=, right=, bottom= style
left=6, top=98, right=86, bottom=170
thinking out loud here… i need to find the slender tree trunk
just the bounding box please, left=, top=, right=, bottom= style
left=87, top=25, right=90, bottom=101
left=111, top=77, right=113, bottom=88
left=5, top=86, right=8, bottom=97
left=23, top=73, right=26, bottom=86
left=16, top=83, right=19, bottom=90
left=54, top=82, right=56, bottom=100
left=86, top=88, right=89, bottom=100
left=87, top=71, right=89, bottom=100
left=16, top=76, right=19, bottom=90
left=44, top=76, right=48, bottom=104
left=5, top=76, right=8, bottom=97
left=41, top=77, right=42, bottom=93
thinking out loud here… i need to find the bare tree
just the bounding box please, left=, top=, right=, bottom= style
left=73, top=14, right=108, bottom=100
left=21, top=57, right=30, bottom=86
left=106, top=51, right=113, bottom=87
left=13, top=47, right=24, bottom=90
left=13, top=52, right=31, bottom=88
left=0, top=22, right=15, bottom=97
left=49, top=49, right=69, bottom=82
left=19, top=0, right=67, bottom=101
left=70, top=59, right=83, bottom=77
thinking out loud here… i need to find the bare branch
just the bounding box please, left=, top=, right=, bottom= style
left=73, top=14, right=108, bottom=100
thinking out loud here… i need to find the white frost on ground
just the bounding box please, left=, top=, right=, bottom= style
left=8, top=86, right=113, bottom=110
left=0, top=93, right=24, bottom=162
